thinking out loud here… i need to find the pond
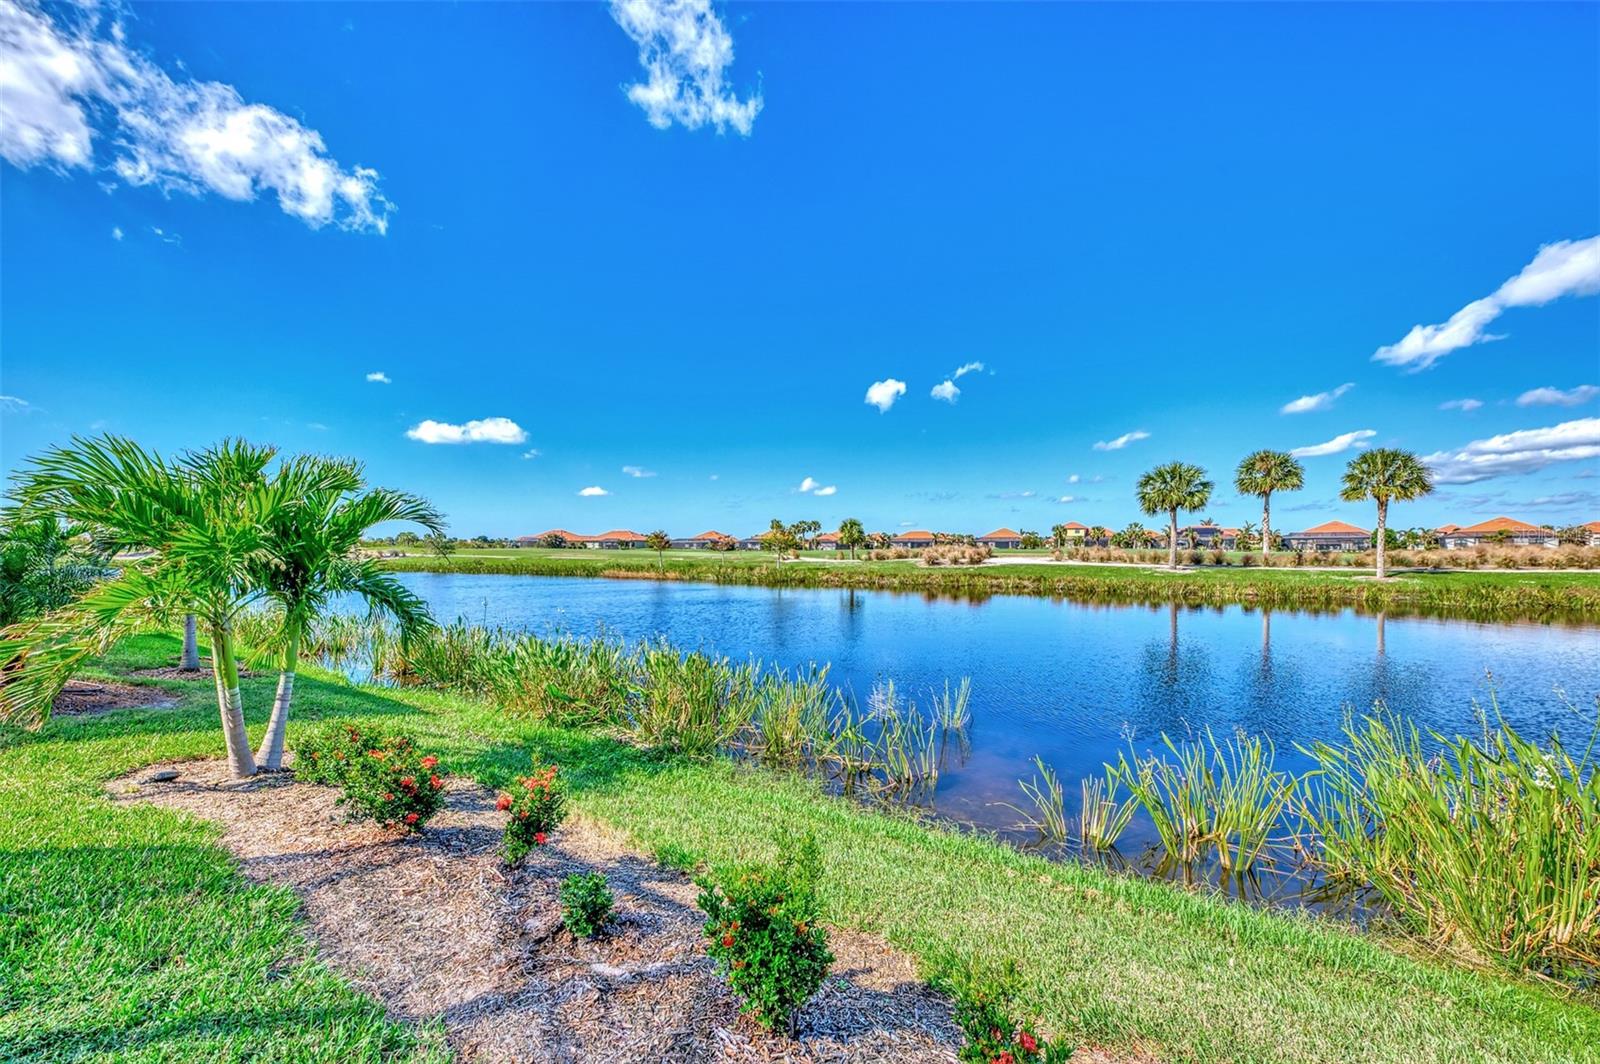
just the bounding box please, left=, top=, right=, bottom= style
left=367, top=572, right=1599, bottom=903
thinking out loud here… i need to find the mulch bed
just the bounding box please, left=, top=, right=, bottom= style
left=53, top=680, right=179, bottom=717
left=129, top=658, right=258, bottom=680
left=110, top=760, right=967, bottom=1063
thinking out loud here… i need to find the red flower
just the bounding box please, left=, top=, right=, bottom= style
left=400, top=777, right=416, bottom=790
left=1018, top=1032, right=1038, bottom=1054
left=495, top=795, right=512, bottom=811
left=992, top=1054, right=1014, bottom=1064
left=534, top=831, right=547, bottom=845
left=368, top=749, right=385, bottom=760
left=721, top=934, right=735, bottom=949
left=404, top=812, right=419, bottom=825
left=382, top=792, right=395, bottom=801
left=430, top=774, right=443, bottom=789
left=420, top=755, right=438, bottom=770
left=731, top=959, right=746, bottom=971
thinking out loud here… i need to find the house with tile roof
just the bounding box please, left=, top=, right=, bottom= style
left=891, top=529, right=937, bottom=548
left=1441, top=517, right=1557, bottom=548
left=1586, top=521, right=1600, bottom=547
left=518, top=529, right=593, bottom=547
left=591, top=529, right=648, bottom=549
left=977, top=527, right=1024, bottom=549
left=671, top=530, right=736, bottom=549
left=1285, top=520, right=1370, bottom=552
left=1179, top=524, right=1239, bottom=549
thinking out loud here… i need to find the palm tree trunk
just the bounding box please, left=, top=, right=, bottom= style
left=1375, top=499, right=1389, bottom=580
left=256, top=625, right=299, bottom=771
left=1261, top=495, right=1272, bottom=564
left=1168, top=510, right=1179, bottom=569
left=181, top=613, right=200, bottom=670
left=209, top=620, right=256, bottom=777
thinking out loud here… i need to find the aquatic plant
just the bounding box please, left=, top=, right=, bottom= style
left=929, top=676, right=973, bottom=733
left=628, top=643, right=761, bottom=757
left=1077, top=771, right=1137, bottom=851
left=1005, top=756, right=1069, bottom=844
left=749, top=665, right=834, bottom=766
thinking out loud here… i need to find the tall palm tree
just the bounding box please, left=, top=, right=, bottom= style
left=1087, top=525, right=1109, bottom=548
left=0, top=437, right=323, bottom=775
left=1339, top=448, right=1433, bottom=579
left=1136, top=462, right=1213, bottom=569
left=838, top=517, right=865, bottom=560
left=645, top=529, right=671, bottom=572
left=180, top=614, right=201, bottom=670
left=1234, top=450, right=1304, bottom=564
left=249, top=457, right=440, bottom=770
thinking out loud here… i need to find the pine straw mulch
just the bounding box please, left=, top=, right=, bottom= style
left=108, top=759, right=969, bottom=1063
left=53, top=679, right=180, bottom=717
left=129, top=658, right=259, bottom=680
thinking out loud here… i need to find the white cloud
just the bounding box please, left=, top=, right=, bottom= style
left=930, top=380, right=960, bottom=403
left=1289, top=429, right=1377, bottom=458
left=795, top=476, right=835, bottom=496
left=110, top=225, right=122, bottom=240
left=1373, top=236, right=1600, bottom=370
left=864, top=378, right=907, bottom=413
left=1516, top=384, right=1599, bottom=408
left=404, top=417, right=527, bottom=445
left=1424, top=418, right=1600, bottom=484
left=1280, top=382, right=1353, bottom=415
left=708, top=473, right=719, bottom=480
left=951, top=361, right=985, bottom=379
left=797, top=476, right=819, bottom=493
left=365, top=371, right=391, bottom=384
left=1093, top=430, right=1149, bottom=451
left=1056, top=495, right=1077, bottom=504
left=521, top=448, right=542, bottom=460
left=1067, top=474, right=1080, bottom=484
left=609, top=0, right=761, bottom=135
left=578, top=485, right=611, bottom=497
left=813, top=485, right=837, bottom=497
left=622, top=465, right=657, bottom=478
left=0, top=0, right=393, bottom=233
left=0, top=395, right=31, bottom=412
left=1439, top=398, right=1482, bottom=412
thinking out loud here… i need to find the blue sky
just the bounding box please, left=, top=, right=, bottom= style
left=3, top=0, right=1597, bottom=537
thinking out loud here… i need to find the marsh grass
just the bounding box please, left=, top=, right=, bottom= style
left=1003, top=756, right=1069, bottom=844
left=1077, top=772, right=1138, bottom=851
left=630, top=643, right=760, bottom=757
left=749, top=665, right=834, bottom=766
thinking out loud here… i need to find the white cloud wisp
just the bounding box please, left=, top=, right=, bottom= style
left=609, top=0, right=761, bottom=135
left=1424, top=418, right=1600, bottom=485
left=1290, top=429, right=1376, bottom=458
left=1516, top=385, right=1599, bottom=408
left=1093, top=430, right=1149, bottom=452
left=405, top=417, right=528, bottom=445
left=1280, top=382, right=1353, bottom=415
left=865, top=378, right=907, bottom=413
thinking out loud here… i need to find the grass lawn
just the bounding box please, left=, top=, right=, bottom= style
left=379, top=548, right=1600, bottom=620
left=3, top=634, right=1598, bottom=1063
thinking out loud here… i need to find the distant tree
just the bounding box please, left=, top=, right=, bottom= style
left=541, top=533, right=569, bottom=549
left=1236, top=521, right=1259, bottom=552
left=838, top=518, right=866, bottom=560
left=1111, top=521, right=1147, bottom=549
left=424, top=531, right=455, bottom=559
left=395, top=530, right=421, bottom=547
left=762, top=519, right=801, bottom=559
left=1487, top=529, right=1513, bottom=546
left=1050, top=523, right=1073, bottom=549
left=1087, top=525, right=1109, bottom=548
left=793, top=519, right=821, bottom=548
left=1137, top=461, right=1214, bottom=569
left=645, top=529, right=671, bottom=570
left=707, top=534, right=737, bottom=552
left=1557, top=525, right=1591, bottom=546
left=868, top=531, right=893, bottom=550
left=0, top=513, right=107, bottom=627
left=1019, top=530, right=1045, bottom=550
left=1339, top=448, right=1433, bottom=579
left=1234, top=450, right=1304, bottom=564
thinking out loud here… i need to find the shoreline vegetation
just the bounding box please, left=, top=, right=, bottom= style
left=377, top=547, right=1600, bottom=620
left=4, top=632, right=1598, bottom=1063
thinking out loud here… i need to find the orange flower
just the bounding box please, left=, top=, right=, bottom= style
left=404, top=812, right=419, bottom=825
left=534, top=832, right=547, bottom=845
left=400, top=777, right=416, bottom=790
left=721, top=933, right=735, bottom=949
left=495, top=795, right=512, bottom=811
left=382, top=792, right=395, bottom=801
left=429, top=774, right=443, bottom=789
left=420, top=755, right=438, bottom=770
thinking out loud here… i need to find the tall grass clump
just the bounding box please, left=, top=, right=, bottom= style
left=930, top=677, right=973, bottom=732
left=1301, top=704, right=1600, bottom=974
left=749, top=665, right=834, bottom=766
left=1114, top=734, right=1217, bottom=863
left=628, top=643, right=761, bottom=757
left=1077, top=772, right=1137, bottom=851
left=1004, top=756, right=1069, bottom=844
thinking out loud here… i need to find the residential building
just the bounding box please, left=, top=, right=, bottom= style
left=521, top=529, right=592, bottom=548
left=1285, top=520, right=1370, bottom=552
left=977, top=527, right=1023, bottom=549
left=814, top=532, right=841, bottom=550
left=591, top=529, right=647, bottom=549
left=1440, top=517, right=1558, bottom=548
left=891, top=529, right=937, bottom=548
left=1587, top=521, right=1600, bottom=547
left=1179, top=525, right=1238, bottom=549
left=738, top=533, right=768, bottom=550
left=671, top=530, right=735, bottom=549
left=1051, top=522, right=1088, bottom=546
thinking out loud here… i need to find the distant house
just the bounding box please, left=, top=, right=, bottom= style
left=977, top=527, right=1023, bottom=549
left=1587, top=521, right=1600, bottom=547
left=1052, top=522, right=1089, bottom=545
left=814, top=532, right=841, bottom=550
left=1285, top=520, right=1370, bottom=552
left=1179, top=525, right=1237, bottom=549
left=1441, top=517, right=1557, bottom=549
left=738, top=533, right=768, bottom=550
left=671, top=530, right=735, bottom=549
left=891, top=529, right=937, bottom=549
left=591, top=529, right=647, bottom=549
left=523, top=529, right=592, bottom=548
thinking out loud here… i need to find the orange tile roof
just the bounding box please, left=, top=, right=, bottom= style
left=688, top=530, right=733, bottom=540
left=530, top=528, right=593, bottom=542
left=1436, top=524, right=1460, bottom=534
left=978, top=527, right=1022, bottom=539
left=1452, top=516, right=1543, bottom=534
left=1058, top=522, right=1088, bottom=530
left=594, top=529, right=646, bottom=541
left=893, top=529, right=935, bottom=539
left=1586, top=521, right=1600, bottom=533
left=1300, top=520, right=1369, bottom=535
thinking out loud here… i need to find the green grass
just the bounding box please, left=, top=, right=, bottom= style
left=3, top=634, right=1598, bottom=1063
left=381, top=548, right=1600, bottom=620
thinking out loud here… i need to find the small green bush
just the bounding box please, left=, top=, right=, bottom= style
left=292, top=719, right=369, bottom=786
left=698, top=834, right=832, bottom=1035
left=498, top=761, right=568, bottom=864
left=558, top=871, right=614, bottom=937
left=935, top=957, right=1074, bottom=1063
left=339, top=732, right=446, bottom=831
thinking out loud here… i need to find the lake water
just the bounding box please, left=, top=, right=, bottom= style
left=378, top=571, right=1599, bottom=895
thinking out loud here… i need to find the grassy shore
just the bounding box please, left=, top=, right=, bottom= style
left=3, top=633, right=1597, bottom=1062
left=380, top=548, right=1600, bottom=620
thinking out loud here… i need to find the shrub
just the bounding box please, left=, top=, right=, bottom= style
left=698, top=834, right=832, bottom=1035
left=340, top=732, right=446, bottom=831
left=558, top=871, right=614, bottom=938
left=499, top=761, right=568, bottom=864
left=292, top=719, right=369, bottom=786
left=933, top=957, right=1074, bottom=1063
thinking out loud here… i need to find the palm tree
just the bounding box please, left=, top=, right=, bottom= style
left=1, top=437, right=310, bottom=774
left=180, top=614, right=201, bottom=670
left=249, top=457, right=440, bottom=770
left=645, top=529, right=671, bottom=571
left=1234, top=450, right=1304, bottom=564
left=1339, top=448, right=1433, bottom=579
left=837, top=517, right=865, bottom=560
left=1087, top=525, right=1109, bottom=548
left=1136, top=462, right=1213, bottom=569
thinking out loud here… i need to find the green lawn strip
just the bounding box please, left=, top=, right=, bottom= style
left=3, top=634, right=1596, bottom=1063
left=379, top=549, right=1600, bottom=620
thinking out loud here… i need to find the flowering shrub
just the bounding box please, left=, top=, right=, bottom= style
left=937, top=959, right=1074, bottom=1064
left=558, top=871, right=614, bottom=938
left=499, top=762, right=567, bottom=864
left=339, top=732, right=446, bottom=831
left=292, top=720, right=370, bottom=786
left=697, top=834, right=832, bottom=1035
